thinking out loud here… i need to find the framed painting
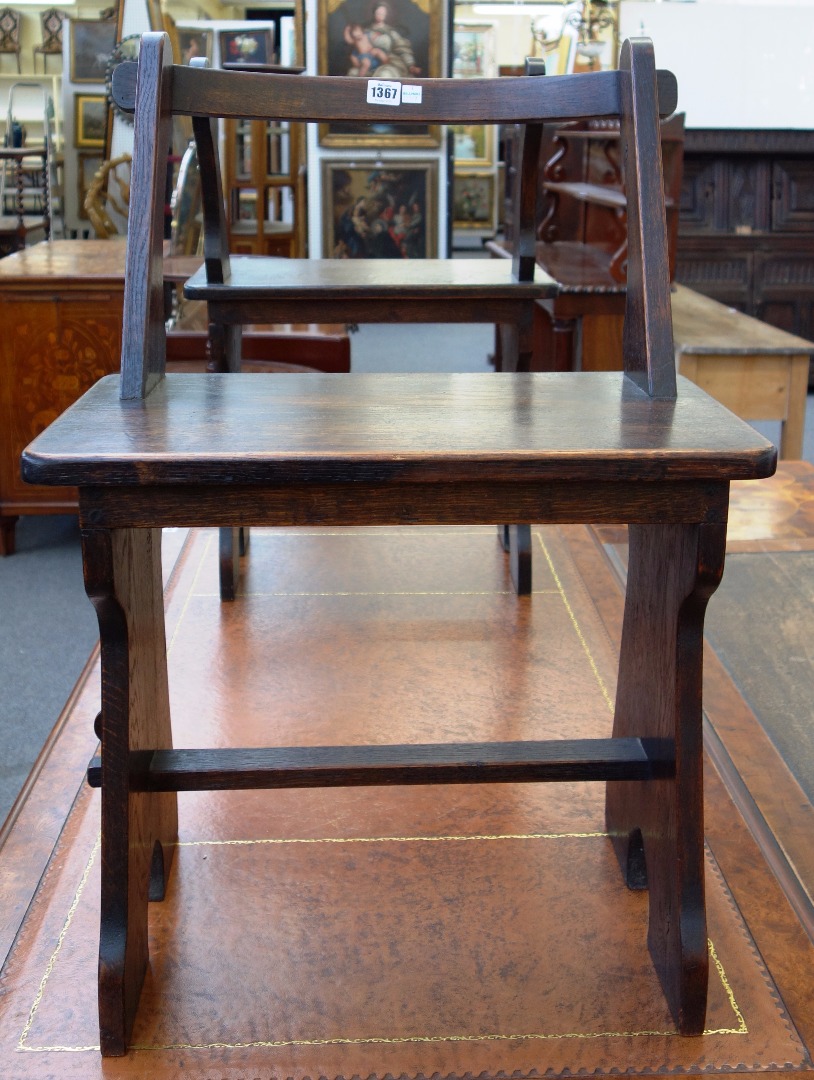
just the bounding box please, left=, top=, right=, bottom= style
left=70, top=19, right=117, bottom=83
left=219, top=28, right=273, bottom=67
left=322, top=159, right=437, bottom=258
left=452, top=171, right=496, bottom=230
left=74, top=95, right=108, bottom=149
left=450, top=123, right=495, bottom=167
left=317, top=0, right=442, bottom=147
left=176, top=28, right=213, bottom=65
left=452, top=21, right=497, bottom=78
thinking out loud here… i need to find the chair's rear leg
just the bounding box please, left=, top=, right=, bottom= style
left=82, top=527, right=178, bottom=1056
left=496, top=315, right=534, bottom=595
left=209, top=321, right=247, bottom=601
left=606, top=520, right=726, bottom=1036
left=219, top=526, right=241, bottom=602
left=499, top=523, right=531, bottom=594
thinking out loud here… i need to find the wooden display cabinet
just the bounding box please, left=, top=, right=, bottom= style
left=224, top=114, right=306, bottom=257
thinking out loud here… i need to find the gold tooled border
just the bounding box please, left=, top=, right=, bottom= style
left=17, top=831, right=746, bottom=1054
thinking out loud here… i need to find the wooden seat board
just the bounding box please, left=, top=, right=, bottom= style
left=184, top=256, right=558, bottom=302
left=21, top=372, right=775, bottom=488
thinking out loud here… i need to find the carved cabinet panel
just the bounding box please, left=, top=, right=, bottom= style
left=772, top=159, right=814, bottom=233
left=677, top=131, right=814, bottom=346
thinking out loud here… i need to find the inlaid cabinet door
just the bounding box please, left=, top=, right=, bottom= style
left=0, top=294, right=122, bottom=508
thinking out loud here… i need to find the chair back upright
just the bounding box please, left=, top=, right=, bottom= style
left=111, top=32, right=678, bottom=401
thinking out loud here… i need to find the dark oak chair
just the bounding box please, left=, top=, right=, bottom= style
left=22, top=33, right=776, bottom=1057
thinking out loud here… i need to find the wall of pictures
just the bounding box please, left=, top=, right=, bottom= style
left=305, top=0, right=449, bottom=259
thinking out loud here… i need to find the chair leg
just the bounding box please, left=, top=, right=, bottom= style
left=496, top=315, right=534, bottom=595
left=82, top=527, right=178, bottom=1056
left=219, top=526, right=241, bottom=601
left=498, top=522, right=532, bottom=594
left=606, top=521, right=726, bottom=1036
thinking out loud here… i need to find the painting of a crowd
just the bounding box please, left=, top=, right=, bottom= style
left=325, top=163, right=435, bottom=259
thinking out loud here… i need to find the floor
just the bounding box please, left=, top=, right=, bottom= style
left=1, top=515, right=812, bottom=1076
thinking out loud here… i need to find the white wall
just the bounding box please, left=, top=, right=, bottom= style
left=620, top=2, right=814, bottom=128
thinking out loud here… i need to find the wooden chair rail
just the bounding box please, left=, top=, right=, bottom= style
left=113, top=63, right=679, bottom=126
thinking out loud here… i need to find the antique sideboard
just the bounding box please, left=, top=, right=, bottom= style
left=0, top=240, right=127, bottom=554
left=0, top=240, right=351, bottom=554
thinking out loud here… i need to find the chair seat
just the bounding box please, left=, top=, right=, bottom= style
left=23, top=372, right=774, bottom=489
left=184, top=256, right=558, bottom=303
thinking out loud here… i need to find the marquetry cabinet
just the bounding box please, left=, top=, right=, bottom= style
left=675, top=129, right=814, bottom=345
left=0, top=240, right=125, bottom=553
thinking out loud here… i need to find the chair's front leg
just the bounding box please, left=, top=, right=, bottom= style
left=82, top=526, right=178, bottom=1056
left=606, top=520, right=727, bottom=1036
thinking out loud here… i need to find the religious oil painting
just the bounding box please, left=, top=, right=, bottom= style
left=322, top=159, right=437, bottom=258
left=318, top=0, right=441, bottom=146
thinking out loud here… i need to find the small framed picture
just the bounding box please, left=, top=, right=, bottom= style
left=452, top=21, right=497, bottom=78
left=74, top=95, right=108, bottom=149
left=452, top=171, right=496, bottom=230
left=450, top=124, right=495, bottom=168
left=317, top=0, right=442, bottom=147
left=70, top=19, right=117, bottom=83
left=322, top=159, right=437, bottom=258
left=176, top=28, right=213, bottom=65
left=219, top=28, right=273, bottom=67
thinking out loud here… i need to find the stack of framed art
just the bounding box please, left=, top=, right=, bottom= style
left=308, top=0, right=445, bottom=259
left=450, top=19, right=498, bottom=245
left=61, top=15, right=118, bottom=233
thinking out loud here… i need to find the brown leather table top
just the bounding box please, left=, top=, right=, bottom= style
left=1, top=493, right=812, bottom=1077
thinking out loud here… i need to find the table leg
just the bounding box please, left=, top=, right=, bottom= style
left=0, top=514, right=18, bottom=555
left=82, top=526, right=178, bottom=1056
left=779, top=354, right=808, bottom=460
left=606, top=520, right=726, bottom=1035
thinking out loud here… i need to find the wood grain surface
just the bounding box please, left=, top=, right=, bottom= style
left=22, top=373, right=776, bottom=488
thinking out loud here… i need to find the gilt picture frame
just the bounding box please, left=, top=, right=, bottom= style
left=69, top=19, right=117, bottom=83
left=74, top=94, right=108, bottom=149
left=322, top=158, right=437, bottom=258
left=450, top=123, right=495, bottom=168
left=452, top=20, right=497, bottom=79
left=452, top=170, right=496, bottom=231
left=317, top=0, right=441, bottom=147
